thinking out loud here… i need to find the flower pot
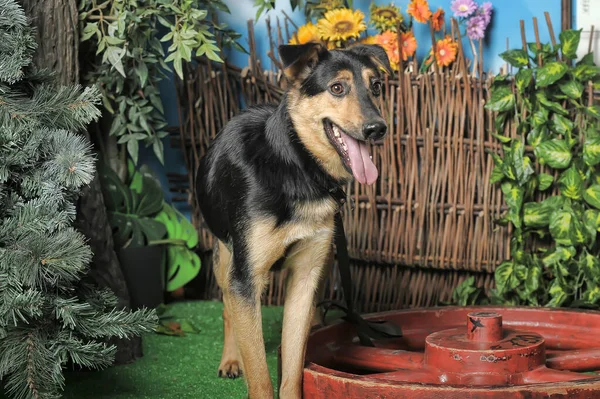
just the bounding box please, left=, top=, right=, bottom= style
left=117, top=245, right=165, bottom=309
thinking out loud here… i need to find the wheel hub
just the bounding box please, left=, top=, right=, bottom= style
left=424, top=312, right=546, bottom=385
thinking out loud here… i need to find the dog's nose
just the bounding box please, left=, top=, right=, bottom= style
left=363, top=121, right=387, bottom=140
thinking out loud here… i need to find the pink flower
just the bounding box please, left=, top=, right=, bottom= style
left=478, top=2, right=492, bottom=26
left=451, top=0, right=477, bottom=18
left=466, top=15, right=485, bottom=40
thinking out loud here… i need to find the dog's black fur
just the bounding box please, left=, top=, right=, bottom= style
left=195, top=42, right=391, bottom=398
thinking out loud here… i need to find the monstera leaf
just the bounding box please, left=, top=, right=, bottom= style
left=154, top=203, right=201, bottom=292
left=99, top=161, right=166, bottom=249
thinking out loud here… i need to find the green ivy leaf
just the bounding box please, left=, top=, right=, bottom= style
left=512, top=140, right=534, bottom=185
left=500, top=49, right=530, bottom=68
left=559, top=29, right=582, bottom=59
left=585, top=105, right=600, bottom=120
left=551, top=114, right=574, bottom=136
left=558, top=166, right=583, bottom=200
left=491, top=165, right=504, bottom=184
left=534, top=139, right=572, bottom=169
left=549, top=209, right=575, bottom=246
left=543, top=246, right=575, bottom=270
left=538, top=173, right=554, bottom=190
left=577, top=52, right=595, bottom=66
left=524, top=202, right=550, bottom=227
left=502, top=182, right=524, bottom=228
left=584, top=137, right=600, bottom=166
left=583, top=286, right=600, bottom=305
left=536, top=62, right=569, bottom=88
left=559, top=79, right=584, bottom=99
left=524, top=195, right=563, bottom=227
left=525, top=263, right=542, bottom=293
left=486, top=86, right=515, bottom=112
left=584, top=184, right=600, bottom=209
left=494, top=111, right=509, bottom=133
left=495, top=261, right=514, bottom=294
left=532, top=108, right=548, bottom=128
left=573, top=64, right=600, bottom=81
left=546, top=280, right=568, bottom=307
left=536, top=91, right=569, bottom=115
left=515, top=68, right=533, bottom=93
left=582, top=252, right=600, bottom=283
left=491, top=132, right=511, bottom=143
left=527, top=127, right=549, bottom=148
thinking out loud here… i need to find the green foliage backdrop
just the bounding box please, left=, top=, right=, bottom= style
left=455, top=29, right=600, bottom=308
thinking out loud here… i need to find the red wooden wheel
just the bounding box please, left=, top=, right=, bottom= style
left=301, top=306, right=600, bottom=398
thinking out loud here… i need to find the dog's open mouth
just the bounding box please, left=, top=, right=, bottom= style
left=323, top=119, right=378, bottom=185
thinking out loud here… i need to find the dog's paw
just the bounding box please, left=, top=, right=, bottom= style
left=217, top=360, right=242, bottom=379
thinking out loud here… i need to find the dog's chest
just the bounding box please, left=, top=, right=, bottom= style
left=281, top=198, right=337, bottom=245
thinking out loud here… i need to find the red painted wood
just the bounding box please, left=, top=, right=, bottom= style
left=299, top=306, right=600, bottom=398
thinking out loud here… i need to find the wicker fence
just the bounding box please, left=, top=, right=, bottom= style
left=168, top=17, right=531, bottom=312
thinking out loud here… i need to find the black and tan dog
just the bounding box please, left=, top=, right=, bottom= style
left=195, top=42, right=391, bottom=398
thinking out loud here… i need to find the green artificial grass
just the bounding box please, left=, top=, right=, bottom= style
left=63, top=301, right=283, bottom=399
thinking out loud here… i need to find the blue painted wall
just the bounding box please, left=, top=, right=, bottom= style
left=147, top=0, right=571, bottom=219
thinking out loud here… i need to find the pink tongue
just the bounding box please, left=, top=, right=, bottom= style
left=340, top=131, right=378, bottom=185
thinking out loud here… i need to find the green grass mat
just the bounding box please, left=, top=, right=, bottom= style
left=64, top=301, right=283, bottom=399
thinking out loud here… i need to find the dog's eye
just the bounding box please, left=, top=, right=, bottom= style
left=372, top=81, right=382, bottom=96
left=330, top=83, right=345, bottom=96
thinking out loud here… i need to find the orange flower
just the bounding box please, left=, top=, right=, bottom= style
left=407, top=0, right=432, bottom=24
left=375, top=31, right=400, bottom=70
left=399, top=31, right=417, bottom=61
left=431, top=8, right=444, bottom=31
left=434, top=36, right=457, bottom=67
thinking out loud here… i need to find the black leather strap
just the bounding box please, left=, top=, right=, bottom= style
left=329, top=191, right=403, bottom=346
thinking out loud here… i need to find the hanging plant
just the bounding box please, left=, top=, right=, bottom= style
left=455, top=29, right=600, bottom=308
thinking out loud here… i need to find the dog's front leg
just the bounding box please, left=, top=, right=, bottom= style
left=223, top=290, right=273, bottom=398
left=279, top=228, right=333, bottom=399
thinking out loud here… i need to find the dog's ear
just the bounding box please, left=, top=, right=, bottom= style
left=347, top=44, right=392, bottom=76
left=278, top=42, right=328, bottom=82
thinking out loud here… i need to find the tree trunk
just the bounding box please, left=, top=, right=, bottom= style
left=19, top=0, right=143, bottom=364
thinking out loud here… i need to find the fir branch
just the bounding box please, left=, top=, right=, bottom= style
left=0, top=0, right=36, bottom=84
left=72, top=307, right=158, bottom=340
left=52, top=334, right=115, bottom=370
left=0, top=84, right=101, bottom=133
left=0, top=331, right=63, bottom=399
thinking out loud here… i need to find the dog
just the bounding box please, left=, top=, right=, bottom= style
left=195, top=42, right=391, bottom=398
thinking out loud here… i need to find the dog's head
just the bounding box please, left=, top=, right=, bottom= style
left=279, top=42, right=391, bottom=185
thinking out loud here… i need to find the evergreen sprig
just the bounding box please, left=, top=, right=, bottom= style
left=0, top=2, right=158, bottom=398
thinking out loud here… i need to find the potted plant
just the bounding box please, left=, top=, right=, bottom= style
left=99, top=161, right=201, bottom=308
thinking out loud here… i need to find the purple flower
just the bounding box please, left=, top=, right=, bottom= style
left=466, top=15, right=486, bottom=40
left=451, top=0, right=477, bottom=18
left=478, top=2, right=493, bottom=26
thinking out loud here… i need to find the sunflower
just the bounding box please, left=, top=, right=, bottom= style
left=431, top=8, right=445, bottom=31
left=370, top=2, right=403, bottom=33
left=317, top=8, right=367, bottom=42
left=434, top=36, right=457, bottom=67
left=407, top=0, right=432, bottom=24
left=289, top=22, right=321, bottom=45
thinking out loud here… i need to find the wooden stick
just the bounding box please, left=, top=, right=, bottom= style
left=281, top=10, right=299, bottom=31
left=533, top=17, right=543, bottom=66
left=520, top=20, right=528, bottom=52
left=589, top=25, right=596, bottom=54
left=544, top=11, right=561, bottom=61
